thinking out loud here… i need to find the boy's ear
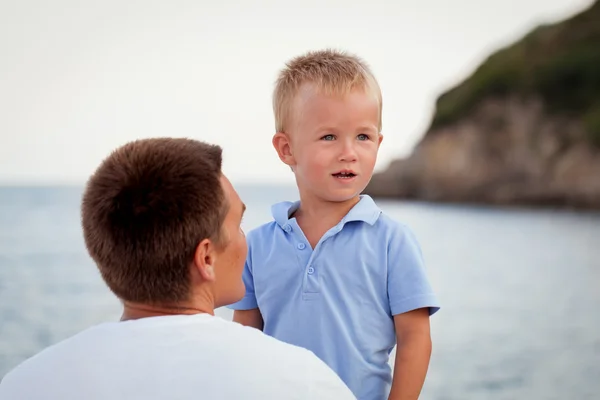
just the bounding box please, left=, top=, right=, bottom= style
left=272, top=132, right=296, bottom=167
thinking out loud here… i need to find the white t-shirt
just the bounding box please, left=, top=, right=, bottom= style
left=0, top=314, right=355, bottom=399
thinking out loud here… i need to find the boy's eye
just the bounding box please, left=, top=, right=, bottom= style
left=321, top=134, right=335, bottom=141
left=357, top=134, right=370, bottom=141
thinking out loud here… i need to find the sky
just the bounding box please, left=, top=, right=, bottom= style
left=0, top=0, right=594, bottom=186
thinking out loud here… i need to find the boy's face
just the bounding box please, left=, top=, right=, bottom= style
left=278, top=84, right=382, bottom=203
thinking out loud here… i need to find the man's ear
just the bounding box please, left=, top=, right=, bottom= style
left=272, top=132, right=296, bottom=167
left=193, top=238, right=216, bottom=282
left=377, top=133, right=384, bottom=147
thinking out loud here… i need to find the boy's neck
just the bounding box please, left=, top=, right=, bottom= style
left=293, top=192, right=361, bottom=247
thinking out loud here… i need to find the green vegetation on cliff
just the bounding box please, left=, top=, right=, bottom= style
left=431, top=1, right=600, bottom=145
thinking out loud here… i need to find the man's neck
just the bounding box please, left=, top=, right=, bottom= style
left=120, top=290, right=215, bottom=321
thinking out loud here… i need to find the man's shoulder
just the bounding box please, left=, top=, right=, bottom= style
left=223, top=322, right=354, bottom=398
left=0, top=318, right=355, bottom=399
left=226, top=319, right=307, bottom=355
left=219, top=321, right=329, bottom=378
left=0, top=323, right=107, bottom=391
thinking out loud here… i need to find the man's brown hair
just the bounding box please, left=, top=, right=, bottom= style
left=81, top=137, right=227, bottom=304
left=273, top=48, right=382, bottom=133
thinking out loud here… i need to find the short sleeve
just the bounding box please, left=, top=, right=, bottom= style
left=226, top=255, right=258, bottom=310
left=387, top=225, right=440, bottom=316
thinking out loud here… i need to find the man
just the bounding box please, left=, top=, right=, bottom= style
left=0, top=138, right=355, bottom=399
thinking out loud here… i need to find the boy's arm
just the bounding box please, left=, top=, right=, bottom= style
left=386, top=224, right=440, bottom=400
left=233, top=308, right=264, bottom=330
left=388, top=308, right=432, bottom=400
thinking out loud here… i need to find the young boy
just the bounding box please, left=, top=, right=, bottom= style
left=228, top=49, right=440, bottom=400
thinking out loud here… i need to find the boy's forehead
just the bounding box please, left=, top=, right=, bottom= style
left=294, top=81, right=379, bottom=107
left=291, top=83, right=379, bottom=117
left=295, top=81, right=372, bottom=100
left=283, top=81, right=382, bottom=133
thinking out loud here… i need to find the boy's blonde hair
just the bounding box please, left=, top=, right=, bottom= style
left=273, top=49, right=382, bottom=133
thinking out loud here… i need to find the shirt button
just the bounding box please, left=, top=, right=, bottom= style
left=283, top=224, right=292, bottom=233
left=307, top=267, right=315, bottom=274
left=297, top=243, right=306, bottom=250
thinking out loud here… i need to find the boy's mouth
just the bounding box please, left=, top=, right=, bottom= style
left=332, top=170, right=357, bottom=179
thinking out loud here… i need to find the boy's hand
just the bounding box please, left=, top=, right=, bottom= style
left=388, top=308, right=432, bottom=400
left=233, top=308, right=264, bottom=331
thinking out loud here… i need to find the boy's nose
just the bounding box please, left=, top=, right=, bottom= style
left=339, top=142, right=358, bottom=162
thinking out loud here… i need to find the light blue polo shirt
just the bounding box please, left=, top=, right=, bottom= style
left=228, top=195, right=440, bottom=400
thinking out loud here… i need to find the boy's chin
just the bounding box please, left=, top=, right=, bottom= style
left=318, top=188, right=365, bottom=203
left=299, top=179, right=368, bottom=203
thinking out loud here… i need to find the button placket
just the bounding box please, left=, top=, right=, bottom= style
left=285, top=221, right=312, bottom=278
left=304, top=263, right=320, bottom=293
left=289, top=220, right=343, bottom=298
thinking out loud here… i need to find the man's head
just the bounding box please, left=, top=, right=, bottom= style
left=272, top=49, right=383, bottom=203
left=81, top=138, right=247, bottom=309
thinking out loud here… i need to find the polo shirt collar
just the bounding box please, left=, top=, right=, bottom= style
left=271, top=195, right=381, bottom=230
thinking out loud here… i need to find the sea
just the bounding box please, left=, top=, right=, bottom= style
left=0, top=185, right=598, bottom=400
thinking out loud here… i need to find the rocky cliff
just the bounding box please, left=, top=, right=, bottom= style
left=365, top=1, right=600, bottom=209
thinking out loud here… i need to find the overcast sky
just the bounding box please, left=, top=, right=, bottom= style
left=0, top=0, right=593, bottom=186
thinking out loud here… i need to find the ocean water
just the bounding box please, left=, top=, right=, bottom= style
left=0, top=185, right=599, bottom=399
